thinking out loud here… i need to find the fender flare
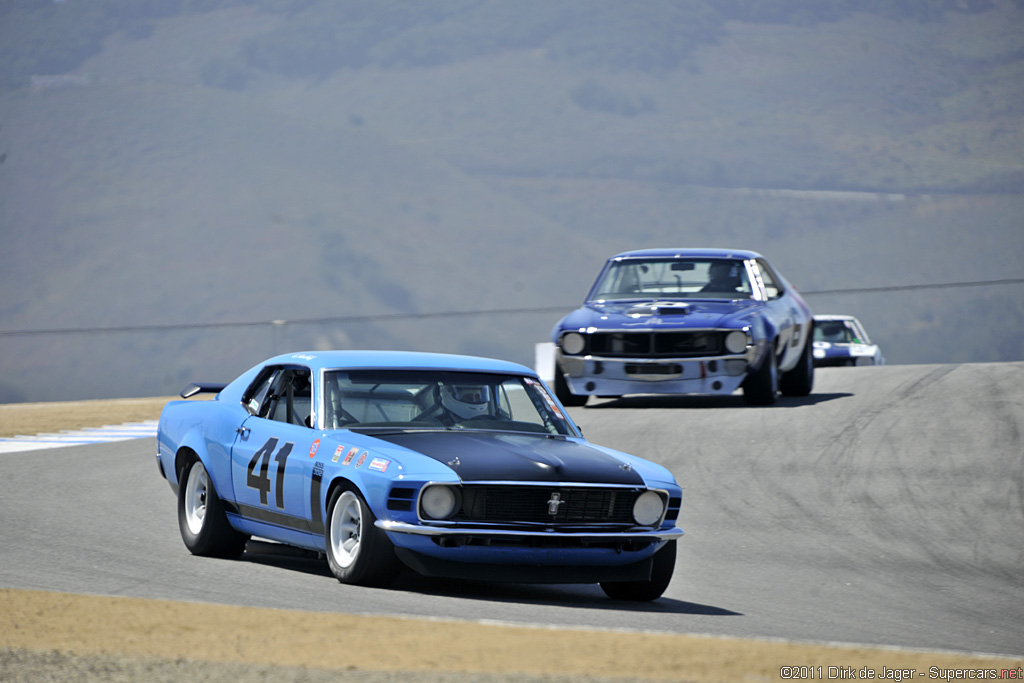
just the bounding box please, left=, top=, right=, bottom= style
left=749, top=317, right=778, bottom=371
left=173, top=427, right=226, bottom=496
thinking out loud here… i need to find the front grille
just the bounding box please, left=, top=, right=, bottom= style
left=453, top=485, right=641, bottom=524
left=588, top=331, right=723, bottom=358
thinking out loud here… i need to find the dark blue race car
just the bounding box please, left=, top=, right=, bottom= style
left=551, top=248, right=815, bottom=406
left=156, top=350, right=683, bottom=601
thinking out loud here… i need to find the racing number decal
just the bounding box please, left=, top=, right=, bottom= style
left=246, top=437, right=293, bottom=508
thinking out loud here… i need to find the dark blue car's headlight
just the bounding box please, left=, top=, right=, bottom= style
left=561, top=332, right=586, bottom=355
left=724, top=330, right=750, bottom=354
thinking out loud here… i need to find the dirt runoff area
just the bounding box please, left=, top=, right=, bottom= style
left=0, top=396, right=174, bottom=438
left=1, top=399, right=1022, bottom=682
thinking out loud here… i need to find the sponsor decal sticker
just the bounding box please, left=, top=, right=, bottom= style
left=526, top=377, right=566, bottom=420
left=309, top=439, right=320, bottom=458
left=342, top=447, right=358, bottom=466
left=332, top=445, right=345, bottom=463
left=355, top=451, right=368, bottom=468
left=368, top=457, right=390, bottom=472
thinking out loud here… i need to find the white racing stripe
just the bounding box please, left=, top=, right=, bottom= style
left=0, top=421, right=158, bottom=454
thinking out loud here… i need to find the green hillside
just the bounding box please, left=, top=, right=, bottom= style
left=0, top=0, right=1022, bottom=401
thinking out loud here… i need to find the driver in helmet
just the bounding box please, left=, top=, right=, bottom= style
left=700, top=261, right=742, bottom=294
left=440, top=383, right=491, bottom=423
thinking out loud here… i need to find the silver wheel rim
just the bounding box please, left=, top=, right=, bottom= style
left=330, top=491, right=362, bottom=569
left=184, top=461, right=209, bottom=536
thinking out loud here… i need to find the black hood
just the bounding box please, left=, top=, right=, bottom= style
left=369, top=431, right=644, bottom=484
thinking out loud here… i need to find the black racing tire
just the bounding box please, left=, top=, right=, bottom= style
left=600, top=540, right=677, bottom=602
left=554, top=364, right=588, bottom=407
left=177, top=456, right=249, bottom=559
left=324, top=483, right=402, bottom=587
left=743, top=343, right=779, bottom=406
left=780, top=329, right=815, bottom=397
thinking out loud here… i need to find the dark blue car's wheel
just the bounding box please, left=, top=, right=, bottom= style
left=325, top=484, right=402, bottom=587
left=743, top=344, right=779, bottom=406
left=600, top=540, right=676, bottom=601
left=177, top=456, right=249, bottom=559
left=780, top=333, right=815, bottom=397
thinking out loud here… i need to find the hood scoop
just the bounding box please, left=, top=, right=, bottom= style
left=627, top=302, right=691, bottom=318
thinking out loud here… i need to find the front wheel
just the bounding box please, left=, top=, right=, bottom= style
left=600, top=540, right=677, bottom=601
left=325, top=485, right=402, bottom=587
left=743, top=344, right=779, bottom=406
left=780, top=331, right=815, bottom=397
left=177, top=456, right=249, bottom=558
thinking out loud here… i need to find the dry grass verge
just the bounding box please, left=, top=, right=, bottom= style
left=0, top=396, right=173, bottom=438
left=2, top=590, right=1021, bottom=682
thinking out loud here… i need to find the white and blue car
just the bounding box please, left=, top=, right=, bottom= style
left=551, top=248, right=815, bottom=406
left=157, top=350, right=683, bottom=601
left=812, top=314, right=885, bottom=367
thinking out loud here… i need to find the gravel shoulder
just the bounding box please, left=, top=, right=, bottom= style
left=0, top=396, right=174, bottom=438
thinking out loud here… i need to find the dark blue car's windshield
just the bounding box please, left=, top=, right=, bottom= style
left=323, top=370, right=577, bottom=436
left=591, top=259, right=753, bottom=300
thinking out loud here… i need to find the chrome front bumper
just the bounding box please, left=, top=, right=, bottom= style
left=377, top=519, right=684, bottom=541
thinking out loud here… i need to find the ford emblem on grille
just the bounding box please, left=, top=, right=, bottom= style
left=547, top=492, right=565, bottom=516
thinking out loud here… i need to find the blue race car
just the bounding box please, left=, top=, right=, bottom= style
left=157, top=350, right=683, bottom=601
left=551, top=248, right=815, bottom=406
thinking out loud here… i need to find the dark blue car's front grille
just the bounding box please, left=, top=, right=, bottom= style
left=588, top=331, right=722, bottom=358
left=454, top=485, right=640, bottom=524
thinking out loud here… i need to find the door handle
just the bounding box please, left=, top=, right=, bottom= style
left=236, top=427, right=250, bottom=437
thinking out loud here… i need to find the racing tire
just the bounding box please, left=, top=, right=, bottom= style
left=780, top=331, right=815, bottom=397
left=600, top=540, right=677, bottom=602
left=743, top=344, right=779, bottom=406
left=554, top=364, right=588, bottom=407
left=178, top=456, right=249, bottom=559
left=325, top=484, right=402, bottom=588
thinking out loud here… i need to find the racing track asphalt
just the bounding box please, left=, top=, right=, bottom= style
left=0, top=362, right=1022, bottom=677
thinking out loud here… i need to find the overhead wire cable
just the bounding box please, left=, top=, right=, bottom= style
left=1, top=278, right=1022, bottom=338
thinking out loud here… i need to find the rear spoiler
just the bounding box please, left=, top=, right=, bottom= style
left=180, top=382, right=228, bottom=399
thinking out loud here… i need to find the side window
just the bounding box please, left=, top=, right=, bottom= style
left=263, top=368, right=313, bottom=427
left=756, top=260, right=783, bottom=300
left=243, top=368, right=278, bottom=417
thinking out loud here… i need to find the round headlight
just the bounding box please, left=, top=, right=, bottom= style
left=724, top=330, right=749, bottom=354
left=561, top=332, right=586, bottom=355
left=632, top=490, right=665, bottom=526
left=420, top=485, right=459, bottom=520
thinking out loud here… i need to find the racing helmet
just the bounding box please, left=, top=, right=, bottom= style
left=441, top=383, right=491, bottom=420
left=708, top=261, right=734, bottom=280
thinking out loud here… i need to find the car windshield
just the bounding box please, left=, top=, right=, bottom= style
left=590, top=258, right=753, bottom=300
left=815, top=320, right=864, bottom=344
left=323, top=369, right=577, bottom=436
